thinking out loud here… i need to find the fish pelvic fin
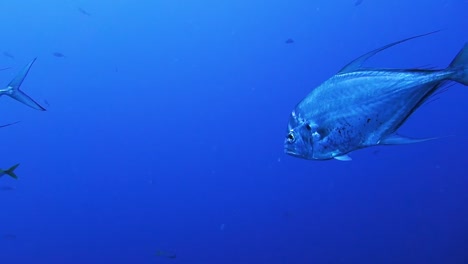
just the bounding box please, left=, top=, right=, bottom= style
left=448, top=43, right=468, bottom=86
left=338, top=30, right=440, bottom=74
left=0, top=58, right=46, bottom=111
left=1, top=164, right=19, bottom=179
left=334, top=154, right=352, bottom=161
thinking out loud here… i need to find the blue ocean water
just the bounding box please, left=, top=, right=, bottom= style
left=0, top=0, right=467, bottom=263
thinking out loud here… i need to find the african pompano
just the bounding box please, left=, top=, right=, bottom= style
left=284, top=32, right=468, bottom=161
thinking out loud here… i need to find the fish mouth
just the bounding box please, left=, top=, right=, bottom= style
left=285, top=148, right=312, bottom=160
left=284, top=143, right=314, bottom=159
left=286, top=151, right=301, bottom=157
left=284, top=146, right=300, bottom=157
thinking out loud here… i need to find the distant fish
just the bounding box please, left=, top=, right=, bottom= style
left=2, top=234, right=16, bottom=240
left=2, top=51, right=14, bottom=59
left=285, top=38, right=295, bottom=44
left=77, top=7, right=92, bottom=16
left=0, top=186, right=15, bottom=191
left=355, top=0, right=364, bottom=6
left=282, top=211, right=292, bottom=218
left=0, top=164, right=19, bottom=179
left=155, top=250, right=176, bottom=259
left=52, top=52, right=66, bottom=58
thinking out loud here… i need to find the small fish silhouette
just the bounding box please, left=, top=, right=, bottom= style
left=52, top=52, right=66, bottom=58
left=155, top=250, right=176, bottom=259
left=77, top=7, right=92, bottom=16
left=0, top=186, right=15, bottom=191
left=285, top=38, right=295, bottom=44
left=2, top=234, right=16, bottom=240
left=2, top=51, right=14, bottom=59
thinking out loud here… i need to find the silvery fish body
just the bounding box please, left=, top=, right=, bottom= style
left=284, top=32, right=468, bottom=161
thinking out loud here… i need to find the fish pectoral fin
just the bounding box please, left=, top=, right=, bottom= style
left=379, top=134, right=439, bottom=145
left=334, top=155, right=352, bottom=161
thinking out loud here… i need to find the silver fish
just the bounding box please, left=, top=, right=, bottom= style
left=284, top=32, right=468, bottom=161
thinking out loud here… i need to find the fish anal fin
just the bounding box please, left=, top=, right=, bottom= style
left=379, top=134, right=439, bottom=145
left=338, top=30, right=440, bottom=74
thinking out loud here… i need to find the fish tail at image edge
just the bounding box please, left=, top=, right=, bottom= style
left=449, top=43, right=468, bottom=85
left=0, top=58, right=46, bottom=111
left=0, top=164, right=19, bottom=179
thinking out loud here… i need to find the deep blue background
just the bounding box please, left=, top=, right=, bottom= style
left=0, top=0, right=467, bottom=263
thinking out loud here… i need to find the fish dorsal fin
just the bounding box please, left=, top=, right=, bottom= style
left=338, top=30, right=440, bottom=74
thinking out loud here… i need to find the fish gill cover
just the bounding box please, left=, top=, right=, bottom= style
left=0, top=1, right=467, bottom=264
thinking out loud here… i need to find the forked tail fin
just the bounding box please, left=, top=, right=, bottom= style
left=1, top=164, right=19, bottom=179
left=449, top=43, right=468, bottom=86
left=0, top=58, right=46, bottom=111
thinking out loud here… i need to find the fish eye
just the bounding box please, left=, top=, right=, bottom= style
left=287, top=133, right=295, bottom=143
